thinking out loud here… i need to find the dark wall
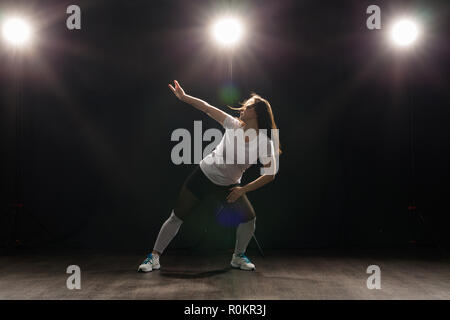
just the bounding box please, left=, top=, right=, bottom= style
left=1, top=0, right=449, bottom=250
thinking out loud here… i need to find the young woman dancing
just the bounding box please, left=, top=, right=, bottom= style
left=138, top=80, right=280, bottom=272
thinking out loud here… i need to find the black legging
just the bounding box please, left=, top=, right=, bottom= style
left=173, top=166, right=256, bottom=223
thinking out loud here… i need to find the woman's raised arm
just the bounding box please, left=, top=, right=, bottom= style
left=168, top=80, right=229, bottom=126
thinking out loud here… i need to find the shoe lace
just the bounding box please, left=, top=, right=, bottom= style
left=143, top=254, right=153, bottom=264
left=238, top=253, right=251, bottom=263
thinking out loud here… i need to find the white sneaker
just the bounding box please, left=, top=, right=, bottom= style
left=138, top=253, right=161, bottom=272
left=231, top=253, right=256, bottom=271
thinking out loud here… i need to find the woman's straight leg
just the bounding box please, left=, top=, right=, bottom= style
left=152, top=184, right=200, bottom=255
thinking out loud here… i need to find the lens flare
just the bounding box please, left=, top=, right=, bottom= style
left=2, top=17, right=32, bottom=46
left=215, top=205, right=246, bottom=228
left=391, top=19, right=419, bottom=47
left=212, top=18, right=243, bottom=46
left=219, top=83, right=240, bottom=106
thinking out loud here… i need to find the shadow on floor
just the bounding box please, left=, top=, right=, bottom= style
left=159, top=268, right=231, bottom=279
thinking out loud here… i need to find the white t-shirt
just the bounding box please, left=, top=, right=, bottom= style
left=199, top=114, right=276, bottom=186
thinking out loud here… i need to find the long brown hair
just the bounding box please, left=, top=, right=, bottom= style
left=228, top=93, right=282, bottom=155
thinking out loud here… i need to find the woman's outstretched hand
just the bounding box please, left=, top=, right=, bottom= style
left=168, top=80, right=228, bottom=125
left=168, top=80, right=186, bottom=101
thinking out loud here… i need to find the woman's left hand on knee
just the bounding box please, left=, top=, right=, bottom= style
left=226, top=186, right=247, bottom=203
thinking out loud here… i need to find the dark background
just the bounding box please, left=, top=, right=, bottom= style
left=1, top=0, right=449, bottom=251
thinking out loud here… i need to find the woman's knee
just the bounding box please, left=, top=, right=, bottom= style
left=243, top=210, right=256, bottom=222
left=168, top=210, right=184, bottom=224
left=173, top=207, right=189, bottom=221
left=234, top=196, right=256, bottom=222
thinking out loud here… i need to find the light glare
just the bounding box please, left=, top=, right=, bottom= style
left=2, top=17, right=31, bottom=46
left=213, top=18, right=243, bottom=46
left=391, top=19, right=419, bottom=47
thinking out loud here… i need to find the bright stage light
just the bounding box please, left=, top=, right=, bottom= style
left=391, top=19, right=419, bottom=47
left=2, top=17, right=32, bottom=46
left=212, top=18, right=243, bottom=46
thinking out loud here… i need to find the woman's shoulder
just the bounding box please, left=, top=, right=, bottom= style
left=223, top=114, right=242, bottom=129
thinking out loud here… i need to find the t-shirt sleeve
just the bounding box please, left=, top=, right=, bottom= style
left=222, top=114, right=241, bottom=129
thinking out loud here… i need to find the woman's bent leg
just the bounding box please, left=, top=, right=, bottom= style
left=232, top=195, right=256, bottom=255
left=227, top=195, right=257, bottom=270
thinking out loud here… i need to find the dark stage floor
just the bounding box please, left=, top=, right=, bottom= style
left=0, top=248, right=449, bottom=299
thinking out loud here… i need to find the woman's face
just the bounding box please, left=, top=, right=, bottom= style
left=239, top=98, right=257, bottom=121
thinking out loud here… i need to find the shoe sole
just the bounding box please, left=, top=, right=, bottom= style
left=230, top=263, right=255, bottom=271
left=137, top=265, right=161, bottom=273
